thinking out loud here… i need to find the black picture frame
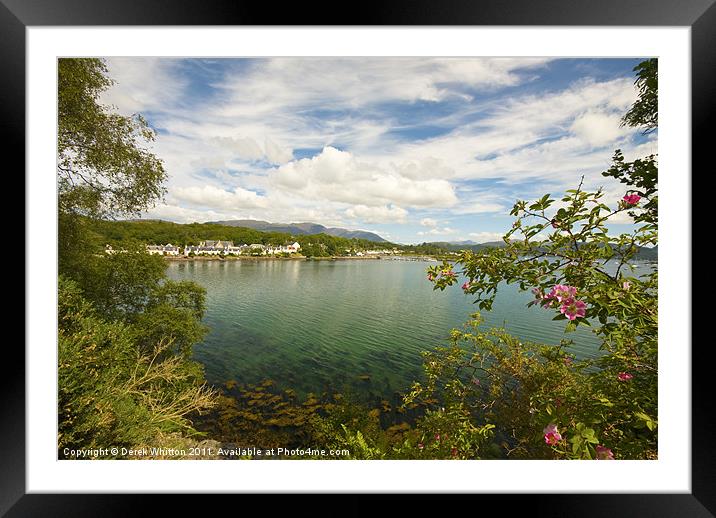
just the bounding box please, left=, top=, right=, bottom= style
left=7, top=0, right=705, bottom=514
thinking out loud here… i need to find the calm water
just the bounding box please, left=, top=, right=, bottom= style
left=166, top=259, right=652, bottom=400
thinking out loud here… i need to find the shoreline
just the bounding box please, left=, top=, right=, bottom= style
left=162, top=254, right=437, bottom=262
left=164, top=255, right=306, bottom=261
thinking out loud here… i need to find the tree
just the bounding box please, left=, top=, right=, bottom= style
left=58, top=58, right=167, bottom=218
left=56, top=59, right=216, bottom=457
left=58, top=277, right=215, bottom=455
left=417, top=59, right=658, bottom=459
left=621, top=58, right=657, bottom=133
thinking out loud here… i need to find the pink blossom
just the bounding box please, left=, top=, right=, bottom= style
left=543, top=423, right=562, bottom=445
left=623, top=194, right=641, bottom=206
left=622, top=281, right=631, bottom=290
left=617, top=372, right=633, bottom=381
left=564, top=357, right=573, bottom=366
left=560, top=298, right=587, bottom=320
left=462, top=281, right=472, bottom=291
left=549, top=284, right=577, bottom=303
left=435, top=434, right=441, bottom=441
left=595, top=445, right=615, bottom=460
left=442, top=270, right=456, bottom=279
left=418, top=443, right=424, bottom=450
left=427, top=273, right=434, bottom=281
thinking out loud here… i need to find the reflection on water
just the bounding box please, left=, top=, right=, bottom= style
left=167, top=259, right=654, bottom=399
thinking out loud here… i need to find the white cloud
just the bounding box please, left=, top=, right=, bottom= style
left=143, top=203, right=228, bottom=224
left=345, top=204, right=408, bottom=224
left=372, top=77, right=642, bottom=189
left=97, top=57, right=652, bottom=242
left=172, top=185, right=268, bottom=210
left=270, top=147, right=458, bottom=208
left=452, top=196, right=508, bottom=215
left=418, top=227, right=458, bottom=236
left=212, top=136, right=265, bottom=161
left=570, top=110, right=629, bottom=148
left=264, top=137, right=293, bottom=164
left=214, top=58, right=552, bottom=115
left=468, top=231, right=506, bottom=243
left=101, top=58, right=187, bottom=114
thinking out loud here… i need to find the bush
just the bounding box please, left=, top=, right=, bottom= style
left=418, top=59, right=658, bottom=460
left=58, top=276, right=217, bottom=457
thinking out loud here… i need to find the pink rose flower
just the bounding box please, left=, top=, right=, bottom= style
left=543, top=423, right=562, bottom=445
left=617, top=372, right=633, bottom=381
left=560, top=298, right=587, bottom=320
left=623, top=194, right=641, bottom=206
left=549, top=284, right=577, bottom=303
left=595, top=445, right=615, bottom=460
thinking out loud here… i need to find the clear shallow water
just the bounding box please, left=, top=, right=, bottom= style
left=166, top=259, right=652, bottom=400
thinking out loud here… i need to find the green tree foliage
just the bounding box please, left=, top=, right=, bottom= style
left=57, top=59, right=215, bottom=457
left=621, top=58, right=657, bottom=133
left=84, top=217, right=396, bottom=257
left=58, top=58, right=167, bottom=218
left=416, top=59, right=659, bottom=459
left=75, top=242, right=167, bottom=318
left=58, top=277, right=216, bottom=456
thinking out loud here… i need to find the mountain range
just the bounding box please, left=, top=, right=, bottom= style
left=206, top=219, right=388, bottom=243
left=429, top=240, right=658, bottom=261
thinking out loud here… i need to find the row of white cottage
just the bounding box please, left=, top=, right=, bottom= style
left=145, top=240, right=301, bottom=257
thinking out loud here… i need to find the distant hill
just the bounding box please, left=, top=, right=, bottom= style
left=427, top=240, right=657, bottom=260
left=634, top=245, right=658, bottom=261
left=426, top=240, right=507, bottom=252
left=207, top=220, right=387, bottom=243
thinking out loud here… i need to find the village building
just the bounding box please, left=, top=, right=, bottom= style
left=146, top=243, right=180, bottom=256
left=142, top=239, right=301, bottom=257
left=248, top=244, right=267, bottom=255
left=365, top=248, right=396, bottom=255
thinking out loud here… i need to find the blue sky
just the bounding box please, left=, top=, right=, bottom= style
left=101, top=57, right=656, bottom=244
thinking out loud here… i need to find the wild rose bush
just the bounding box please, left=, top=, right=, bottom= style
left=412, top=59, right=658, bottom=460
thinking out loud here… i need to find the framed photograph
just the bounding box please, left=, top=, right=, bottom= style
left=9, top=0, right=707, bottom=513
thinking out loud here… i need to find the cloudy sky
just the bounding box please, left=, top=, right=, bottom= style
left=101, top=57, right=656, bottom=244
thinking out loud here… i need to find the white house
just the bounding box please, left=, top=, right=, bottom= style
left=163, top=244, right=180, bottom=256
left=365, top=248, right=393, bottom=255
left=183, top=240, right=248, bottom=256
left=146, top=243, right=180, bottom=256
